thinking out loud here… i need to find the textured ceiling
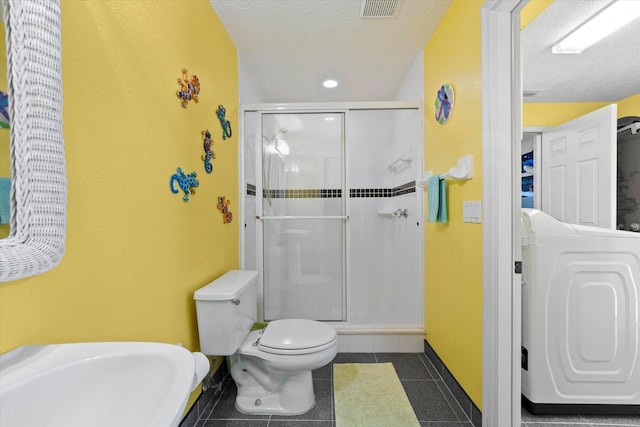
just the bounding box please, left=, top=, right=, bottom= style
left=522, top=0, right=640, bottom=103
left=211, top=0, right=640, bottom=104
left=209, top=0, right=451, bottom=103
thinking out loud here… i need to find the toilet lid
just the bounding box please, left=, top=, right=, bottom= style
left=258, top=319, right=337, bottom=355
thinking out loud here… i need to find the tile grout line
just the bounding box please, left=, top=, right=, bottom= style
left=331, top=363, right=335, bottom=424
left=419, top=352, right=473, bottom=424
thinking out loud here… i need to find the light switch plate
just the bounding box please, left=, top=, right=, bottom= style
left=463, top=200, right=482, bottom=223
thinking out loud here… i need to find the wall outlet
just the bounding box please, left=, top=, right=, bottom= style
left=463, top=200, right=482, bottom=223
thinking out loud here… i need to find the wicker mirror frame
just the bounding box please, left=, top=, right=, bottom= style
left=0, top=0, right=66, bottom=282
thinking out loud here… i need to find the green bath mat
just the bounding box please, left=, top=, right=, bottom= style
left=333, top=363, right=420, bottom=427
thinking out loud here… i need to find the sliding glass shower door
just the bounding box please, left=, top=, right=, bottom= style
left=259, top=112, right=346, bottom=321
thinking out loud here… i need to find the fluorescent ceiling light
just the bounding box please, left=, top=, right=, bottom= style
left=322, top=79, right=338, bottom=88
left=552, top=0, right=640, bottom=54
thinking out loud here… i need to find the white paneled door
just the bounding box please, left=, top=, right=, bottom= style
left=541, top=104, right=617, bottom=229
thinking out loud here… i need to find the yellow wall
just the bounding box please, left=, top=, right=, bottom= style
left=618, top=93, right=640, bottom=118
left=0, top=0, right=238, bottom=409
left=524, top=92, right=640, bottom=127
left=423, top=0, right=483, bottom=409
left=520, top=0, right=553, bottom=29
left=523, top=102, right=608, bottom=127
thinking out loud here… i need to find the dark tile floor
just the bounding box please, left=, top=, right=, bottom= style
left=190, top=352, right=640, bottom=427
left=193, top=352, right=475, bottom=426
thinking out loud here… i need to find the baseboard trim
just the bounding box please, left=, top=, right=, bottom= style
left=424, top=339, right=482, bottom=427
left=179, top=357, right=229, bottom=427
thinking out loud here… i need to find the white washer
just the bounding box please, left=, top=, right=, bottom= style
left=521, top=209, right=640, bottom=415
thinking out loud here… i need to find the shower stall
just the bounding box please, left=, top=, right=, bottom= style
left=241, top=102, right=424, bottom=352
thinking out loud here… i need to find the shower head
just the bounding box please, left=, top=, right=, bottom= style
left=264, top=128, right=288, bottom=141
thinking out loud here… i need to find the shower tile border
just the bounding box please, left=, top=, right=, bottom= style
left=246, top=181, right=416, bottom=199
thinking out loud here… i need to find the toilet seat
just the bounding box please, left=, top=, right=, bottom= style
left=258, top=319, right=337, bottom=355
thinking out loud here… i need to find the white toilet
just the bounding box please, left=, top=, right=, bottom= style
left=194, top=270, right=338, bottom=415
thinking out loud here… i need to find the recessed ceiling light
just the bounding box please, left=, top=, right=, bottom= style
left=323, top=79, right=338, bottom=88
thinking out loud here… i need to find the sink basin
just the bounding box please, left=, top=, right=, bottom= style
left=0, top=342, right=209, bottom=427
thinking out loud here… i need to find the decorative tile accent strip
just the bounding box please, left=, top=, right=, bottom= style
left=350, top=188, right=393, bottom=198
left=264, top=189, right=342, bottom=199
left=351, top=181, right=416, bottom=198
left=248, top=181, right=416, bottom=199
left=393, top=180, right=416, bottom=197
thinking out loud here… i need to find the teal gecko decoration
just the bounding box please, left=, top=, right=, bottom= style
left=170, top=167, right=199, bottom=202
left=216, top=105, right=232, bottom=140
left=201, top=129, right=215, bottom=174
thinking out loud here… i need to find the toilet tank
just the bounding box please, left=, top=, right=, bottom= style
left=194, top=270, right=259, bottom=356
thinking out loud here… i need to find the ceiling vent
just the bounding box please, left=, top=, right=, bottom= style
left=360, top=0, right=400, bottom=18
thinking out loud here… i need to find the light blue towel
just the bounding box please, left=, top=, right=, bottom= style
left=0, top=177, right=10, bottom=224
left=427, top=175, right=448, bottom=223
left=438, top=177, right=447, bottom=223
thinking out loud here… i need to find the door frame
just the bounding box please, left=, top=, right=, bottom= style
left=257, top=109, right=348, bottom=322
left=481, top=0, right=528, bottom=425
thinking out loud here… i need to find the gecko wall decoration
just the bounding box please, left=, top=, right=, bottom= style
left=216, top=104, right=232, bottom=140
left=201, top=129, right=215, bottom=174
left=170, top=167, right=199, bottom=202
left=216, top=196, right=233, bottom=223
left=176, top=68, right=200, bottom=108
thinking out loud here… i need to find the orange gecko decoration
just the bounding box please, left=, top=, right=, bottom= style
left=216, top=196, right=233, bottom=224
left=176, top=68, right=200, bottom=108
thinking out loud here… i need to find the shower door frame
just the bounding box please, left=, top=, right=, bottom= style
left=240, top=101, right=424, bottom=328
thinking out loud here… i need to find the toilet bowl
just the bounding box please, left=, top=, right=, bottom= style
left=230, top=319, right=337, bottom=414
left=194, top=270, right=338, bottom=415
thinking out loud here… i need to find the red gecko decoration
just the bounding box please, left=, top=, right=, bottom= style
left=201, top=129, right=215, bottom=174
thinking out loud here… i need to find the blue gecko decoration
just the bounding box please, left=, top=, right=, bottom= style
left=170, top=167, right=199, bottom=202
left=216, top=104, right=232, bottom=140
left=201, top=129, right=215, bottom=173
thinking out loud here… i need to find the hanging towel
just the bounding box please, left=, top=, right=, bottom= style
left=427, top=175, right=448, bottom=223
left=438, top=177, right=448, bottom=223
left=427, top=175, right=440, bottom=222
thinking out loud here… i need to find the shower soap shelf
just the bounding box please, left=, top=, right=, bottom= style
left=388, top=155, right=412, bottom=171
